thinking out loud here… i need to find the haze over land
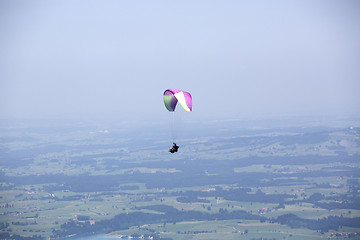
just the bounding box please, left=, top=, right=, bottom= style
left=0, top=119, right=360, bottom=239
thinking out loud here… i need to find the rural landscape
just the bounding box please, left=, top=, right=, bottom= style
left=2, top=0, right=359, bottom=239
left=0, top=118, right=359, bottom=240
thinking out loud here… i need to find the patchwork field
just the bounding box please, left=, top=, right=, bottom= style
left=0, top=120, right=359, bottom=239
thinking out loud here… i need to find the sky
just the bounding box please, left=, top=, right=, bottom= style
left=1, top=0, right=359, bottom=122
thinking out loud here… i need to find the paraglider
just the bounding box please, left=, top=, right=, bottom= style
left=163, top=89, right=192, bottom=153
left=163, top=89, right=192, bottom=112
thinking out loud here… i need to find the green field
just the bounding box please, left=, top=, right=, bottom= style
left=1, top=123, right=359, bottom=239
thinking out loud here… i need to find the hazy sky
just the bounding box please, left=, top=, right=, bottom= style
left=1, top=0, right=359, bottom=122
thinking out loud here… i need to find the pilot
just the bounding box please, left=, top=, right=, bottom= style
left=169, top=142, right=179, bottom=153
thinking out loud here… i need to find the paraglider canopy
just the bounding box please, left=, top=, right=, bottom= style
left=163, top=89, right=192, bottom=112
